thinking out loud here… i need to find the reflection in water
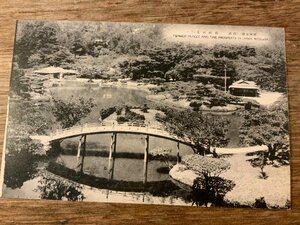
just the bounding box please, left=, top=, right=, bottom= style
left=59, top=133, right=194, bottom=182
left=58, top=155, right=171, bottom=182
left=46, top=161, right=191, bottom=203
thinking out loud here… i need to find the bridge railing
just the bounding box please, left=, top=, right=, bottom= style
left=50, top=121, right=168, bottom=139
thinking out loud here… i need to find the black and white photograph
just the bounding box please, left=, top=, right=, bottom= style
left=0, top=20, right=290, bottom=209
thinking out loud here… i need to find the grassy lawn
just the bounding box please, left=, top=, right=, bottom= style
left=222, top=153, right=290, bottom=208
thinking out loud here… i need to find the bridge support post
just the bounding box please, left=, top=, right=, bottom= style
left=143, top=135, right=149, bottom=185
left=80, top=135, right=87, bottom=173
left=108, top=132, right=117, bottom=180
left=177, top=141, right=180, bottom=164
left=77, top=135, right=83, bottom=165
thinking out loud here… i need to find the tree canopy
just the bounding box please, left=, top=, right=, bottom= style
left=9, top=101, right=54, bottom=135
left=9, top=62, right=31, bottom=99
left=182, top=154, right=231, bottom=178
left=156, top=107, right=229, bottom=155
left=239, top=96, right=289, bottom=162
left=4, top=123, right=43, bottom=189
left=16, top=21, right=61, bottom=68
left=52, top=96, right=95, bottom=129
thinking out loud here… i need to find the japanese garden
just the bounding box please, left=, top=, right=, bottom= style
left=2, top=21, right=290, bottom=209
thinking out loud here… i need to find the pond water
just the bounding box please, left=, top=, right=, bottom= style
left=50, top=84, right=150, bottom=124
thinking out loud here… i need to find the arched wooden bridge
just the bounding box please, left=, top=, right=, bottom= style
left=37, top=121, right=193, bottom=146
left=32, top=121, right=194, bottom=185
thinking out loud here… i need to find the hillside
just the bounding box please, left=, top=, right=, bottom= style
left=14, top=20, right=287, bottom=93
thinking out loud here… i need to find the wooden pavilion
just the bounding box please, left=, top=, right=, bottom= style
left=34, top=66, right=78, bottom=79
left=229, top=80, right=260, bottom=97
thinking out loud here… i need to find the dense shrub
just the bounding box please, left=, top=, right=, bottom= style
left=173, top=95, right=179, bottom=101
left=116, top=107, right=145, bottom=123
left=38, top=173, right=84, bottom=201
left=210, top=96, right=227, bottom=107
left=100, top=107, right=116, bottom=120
left=126, top=110, right=145, bottom=122
left=115, top=106, right=123, bottom=115
left=140, top=104, right=149, bottom=113
left=254, top=197, right=267, bottom=208
left=195, top=84, right=217, bottom=97
left=193, top=74, right=227, bottom=86
left=116, top=116, right=129, bottom=123
left=189, top=101, right=202, bottom=108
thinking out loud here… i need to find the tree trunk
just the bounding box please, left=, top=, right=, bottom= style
left=207, top=140, right=211, bottom=155
left=203, top=173, right=210, bottom=207
left=268, top=144, right=276, bottom=161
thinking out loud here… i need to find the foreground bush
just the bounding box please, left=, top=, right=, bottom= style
left=182, top=154, right=235, bottom=206
left=38, top=172, right=84, bottom=201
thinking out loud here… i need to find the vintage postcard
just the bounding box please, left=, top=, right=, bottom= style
left=0, top=20, right=290, bottom=209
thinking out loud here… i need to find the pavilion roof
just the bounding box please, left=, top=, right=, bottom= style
left=229, top=79, right=259, bottom=90
left=34, top=66, right=78, bottom=74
